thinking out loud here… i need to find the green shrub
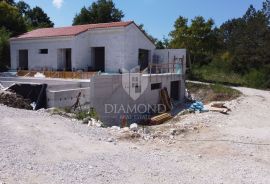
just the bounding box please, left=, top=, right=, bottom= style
left=243, top=69, right=269, bottom=89
left=75, top=108, right=99, bottom=120
left=188, top=62, right=245, bottom=86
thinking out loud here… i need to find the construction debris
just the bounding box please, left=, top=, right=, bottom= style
left=205, top=102, right=231, bottom=114
left=189, top=101, right=209, bottom=113
left=130, top=123, right=138, bottom=132
left=150, top=113, right=173, bottom=125
left=0, top=90, right=32, bottom=110
left=185, top=89, right=194, bottom=102
left=87, top=118, right=103, bottom=127
left=7, top=83, right=47, bottom=110
left=160, top=88, right=172, bottom=111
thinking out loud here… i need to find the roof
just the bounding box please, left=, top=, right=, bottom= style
left=11, top=21, right=134, bottom=41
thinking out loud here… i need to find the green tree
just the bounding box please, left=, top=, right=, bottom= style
left=27, top=6, right=54, bottom=28
left=219, top=5, right=270, bottom=73
left=0, top=1, right=27, bottom=36
left=16, top=0, right=31, bottom=16
left=156, top=40, right=165, bottom=49
left=262, top=0, right=270, bottom=20
left=73, top=0, right=124, bottom=25
left=0, top=0, right=15, bottom=5
left=155, top=37, right=170, bottom=49
left=170, top=16, right=218, bottom=65
left=0, top=27, right=11, bottom=71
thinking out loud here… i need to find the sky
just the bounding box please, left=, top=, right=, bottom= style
left=18, top=0, right=265, bottom=39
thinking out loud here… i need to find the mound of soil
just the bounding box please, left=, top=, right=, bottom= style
left=0, top=90, right=32, bottom=110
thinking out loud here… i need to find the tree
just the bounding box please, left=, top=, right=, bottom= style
left=155, top=37, right=170, bottom=49
left=169, top=16, right=189, bottom=49
left=156, top=40, right=165, bottom=49
left=0, top=1, right=27, bottom=36
left=219, top=5, right=270, bottom=73
left=169, top=16, right=218, bottom=65
left=27, top=6, right=54, bottom=28
left=16, top=0, right=31, bottom=16
left=73, top=0, right=124, bottom=25
left=0, top=27, right=11, bottom=71
left=262, top=0, right=270, bottom=20
left=0, top=0, right=15, bottom=5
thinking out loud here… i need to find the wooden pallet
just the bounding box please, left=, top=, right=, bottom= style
left=150, top=113, right=173, bottom=125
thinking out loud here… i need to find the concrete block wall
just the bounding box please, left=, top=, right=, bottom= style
left=90, top=74, right=185, bottom=126
left=47, top=87, right=90, bottom=108
left=0, top=77, right=91, bottom=108
left=124, top=24, right=156, bottom=70
left=10, top=37, right=74, bottom=70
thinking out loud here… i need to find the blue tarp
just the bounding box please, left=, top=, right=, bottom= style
left=189, top=101, right=209, bottom=113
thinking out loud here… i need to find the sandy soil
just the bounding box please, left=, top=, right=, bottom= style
left=0, top=87, right=270, bottom=184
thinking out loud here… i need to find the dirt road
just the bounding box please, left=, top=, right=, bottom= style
left=1, top=87, right=270, bottom=184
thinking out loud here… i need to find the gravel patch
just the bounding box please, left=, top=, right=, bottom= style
left=1, top=86, right=270, bottom=184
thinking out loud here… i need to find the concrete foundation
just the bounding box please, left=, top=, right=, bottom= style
left=0, top=72, right=185, bottom=126
left=0, top=77, right=90, bottom=108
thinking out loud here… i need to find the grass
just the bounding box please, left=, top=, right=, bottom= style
left=186, top=82, right=242, bottom=103
left=74, top=108, right=99, bottom=120
left=188, top=62, right=270, bottom=89
left=51, top=107, right=99, bottom=121
left=188, top=64, right=245, bottom=87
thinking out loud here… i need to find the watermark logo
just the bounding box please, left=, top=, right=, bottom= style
left=121, top=67, right=148, bottom=100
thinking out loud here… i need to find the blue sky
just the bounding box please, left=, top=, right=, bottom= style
left=19, top=0, right=265, bottom=39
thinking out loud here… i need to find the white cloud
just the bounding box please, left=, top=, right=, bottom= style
left=52, top=0, right=64, bottom=9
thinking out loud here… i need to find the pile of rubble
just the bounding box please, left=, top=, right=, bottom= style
left=0, top=90, right=32, bottom=110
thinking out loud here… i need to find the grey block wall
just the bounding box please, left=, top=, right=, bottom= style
left=90, top=74, right=185, bottom=126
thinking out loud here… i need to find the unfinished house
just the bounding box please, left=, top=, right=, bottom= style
left=7, top=21, right=188, bottom=125
left=10, top=21, right=155, bottom=72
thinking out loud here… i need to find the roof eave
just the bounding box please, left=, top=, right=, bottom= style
left=9, top=35, right=75, bottom=42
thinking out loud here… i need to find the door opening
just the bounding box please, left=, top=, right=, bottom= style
left=138, top=49, right=149, bottom=71
left=18, top=49, right=28, bottom=70
left=93, top=47, right=105, bottom=72
left=65, top=48, right=72, bottom=71
left=170, top=80, right=180, bottom=101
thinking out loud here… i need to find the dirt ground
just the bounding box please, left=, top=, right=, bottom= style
left=0, top=87, right=270, bottom=184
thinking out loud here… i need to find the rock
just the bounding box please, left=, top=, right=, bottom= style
left=107, top=137, right=114, bottom=142
left=94, top=121, right=102, bottom=127
left=198, top=154, right=202, bottom=158
left=130, top=123, right=138, bottom=132
left=87, top=121, right=92, bottom=127
left=26, top=164, right=33, bottom=170
left=143, top=127, right=151, bottom=134
left=170, top=128, right=177, bottom=135
left=45, top=107, right=57, bottom=113
left=111, top=126, right=121, bottom=130
left=122, top=127, right=130, bottom=131
left=88, top=119, right=103, bottom=127
left=82, top=117, right=90, bottom=124
left=120, top=127, right=130, bottom=133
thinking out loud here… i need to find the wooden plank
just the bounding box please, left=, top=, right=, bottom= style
left=17, top=70, right=97, bottom=79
